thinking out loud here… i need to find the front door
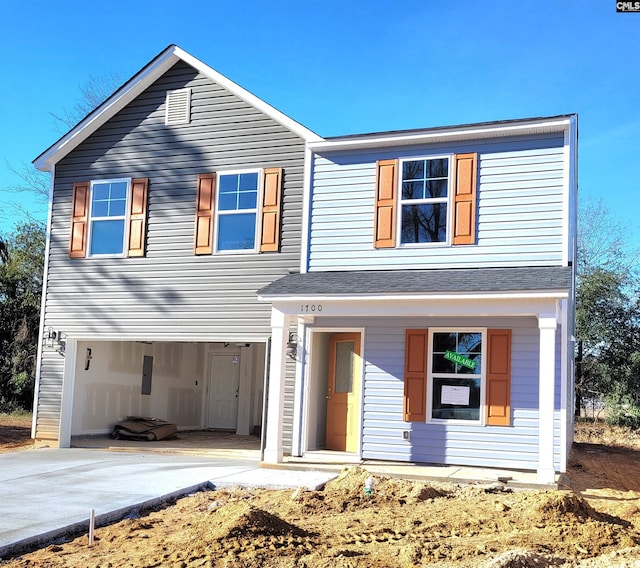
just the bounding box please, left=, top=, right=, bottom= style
left=207, top=354, right=240, bottom=430
left=325, top=332, right=361, bottom=452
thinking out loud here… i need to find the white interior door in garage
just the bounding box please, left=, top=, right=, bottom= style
left=207, top=353, right=240, bottom=429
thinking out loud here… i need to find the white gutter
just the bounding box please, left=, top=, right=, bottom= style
left=259, top=291, right=570, bottom=303
left=308, top=117, right=573, bottom=152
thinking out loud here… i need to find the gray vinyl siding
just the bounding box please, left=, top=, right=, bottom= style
left=36, top=61, right=306, bottom=439
left=315, top=316, right=563, bottom=472
left=308, top=134, right=567, bottom=271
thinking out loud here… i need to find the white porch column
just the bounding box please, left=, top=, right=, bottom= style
left=263, top=307, right=290, bottom=463
left=537, top=315, right=558, bottom=484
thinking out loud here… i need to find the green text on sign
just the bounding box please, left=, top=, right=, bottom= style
left=444, top=350, right=477, bottom=370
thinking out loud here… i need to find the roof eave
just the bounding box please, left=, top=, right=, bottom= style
left=307, top=115, right=574, bottom=153
left=258, top=290, right=570, bottom=302
left=33, top=45, right=322, bottom=171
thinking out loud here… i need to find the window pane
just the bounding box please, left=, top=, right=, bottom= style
left=433, top=332, right=456, bottom=352
left=433, top=332, right=483, bottom=376
left=402, top=160, right=424, bottom=180
left=90, top=220, right=125, bottom=255
left=238, top=190, right=257, bottom=209
left=401, top=203, right=447, bottom=243
left=219, top=175, right=238, bottom=193
left=217, top=213, right=256, bottom=250
left=432, top=378, right=480, bottom=420
left=92, top=182, right=127, bottom=218
left=93, top=183, right=111, bottom=201
left=239, top=172, right=258, bottom=191
left=219, top=173, right=258, bottom=212
left=219, top=193, right=237, bottom=211
left=425, top=179, right=448, bottom=198
left=109, top=198, right=127, bottom=217
left=456, top=354, right=482, bottom=375
left=402, top=181, right=424, bottom=200
left=110, top=182, right=128, bottom=200
left=433, top=353, right=456, bottom=374
left=425, top=158, right=448, bottom=179
left=458, top=333, right=482, bottom=353
left=92, top=201, right=109, bottom=217
left=334, top=341, right=354, bottom=393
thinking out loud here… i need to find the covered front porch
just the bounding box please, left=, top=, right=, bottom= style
left=258, top=267, right=573, bottom=485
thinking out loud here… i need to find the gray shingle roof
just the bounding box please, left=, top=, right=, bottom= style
left=258, top=267, right=572, bottom=297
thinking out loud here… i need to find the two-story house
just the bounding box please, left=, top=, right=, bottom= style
left=32, top=45, right=577, bottom=485
left=259, top=116, right=577, bottom=484
left=32, top=45, right=319, bottom=448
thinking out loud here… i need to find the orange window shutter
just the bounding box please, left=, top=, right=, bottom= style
left=127, top=178, right=148, bottom=257
left=404, top=329, right=428, bottom=422
left=194, top=173, right=216, bottom=255
left=69, top=182, right=90, bottom=258
left=486, top=329, right=512, bottom=426
left=260, top=168, right=283, bottom=252
left=451, top=153, right=478, bottom=245
left=374, top=159, right=398, bottom=248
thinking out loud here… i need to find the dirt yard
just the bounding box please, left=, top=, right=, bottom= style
left=3, top=417, right=640, bottom=567
left=0, top=413, right=34, bottom=454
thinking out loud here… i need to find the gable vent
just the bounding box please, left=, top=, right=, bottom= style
left=165, top=88, right=191, bottom=125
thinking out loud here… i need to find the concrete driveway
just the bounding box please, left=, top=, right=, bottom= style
left=0, top=448, right=336, bottom=558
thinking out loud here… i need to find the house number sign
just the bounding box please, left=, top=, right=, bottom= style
left=300, top=304, right=323, bottom=313
left=444, top=350, right=477, bottom=370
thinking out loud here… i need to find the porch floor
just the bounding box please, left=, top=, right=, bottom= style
left=72, top=432, right=559, bottom=488
left=279, top=453, right=559, bottom=489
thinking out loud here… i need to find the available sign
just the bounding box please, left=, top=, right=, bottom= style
left=444, top=350, right=477, bottom=370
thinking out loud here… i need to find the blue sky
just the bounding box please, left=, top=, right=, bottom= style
left=1, top=0, right=639, bottom=241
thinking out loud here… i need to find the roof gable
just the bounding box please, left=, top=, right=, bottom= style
left=34, top=45, right=322, bottom=171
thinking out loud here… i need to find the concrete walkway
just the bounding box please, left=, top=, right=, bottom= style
left=0, top=448, right=336, bottom=559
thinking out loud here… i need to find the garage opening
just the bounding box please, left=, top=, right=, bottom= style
left=69, top=340, right=266, bottom=451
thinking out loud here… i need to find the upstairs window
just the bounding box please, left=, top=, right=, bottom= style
left=69, top=178, right=148, bottom=259
left=88, top=179, right=129, bottom=255
left=194, top=168, right=283, bottom=255
left=400, top=157, right=449, bottom=245
left=374, top=153, right=477, bottom=249
left=216, top=172, right=259, bottom=251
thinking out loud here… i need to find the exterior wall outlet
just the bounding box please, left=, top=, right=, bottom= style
left=403, top=431, right=411, bottom=441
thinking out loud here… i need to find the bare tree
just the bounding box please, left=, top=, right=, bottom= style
left=578, top=197, right=640, bottom=279
left=3, top=73, right=122, bottom=223
left=50, top=73, right=122, bottom=132
left=6, top=161, right=49, bottom=199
